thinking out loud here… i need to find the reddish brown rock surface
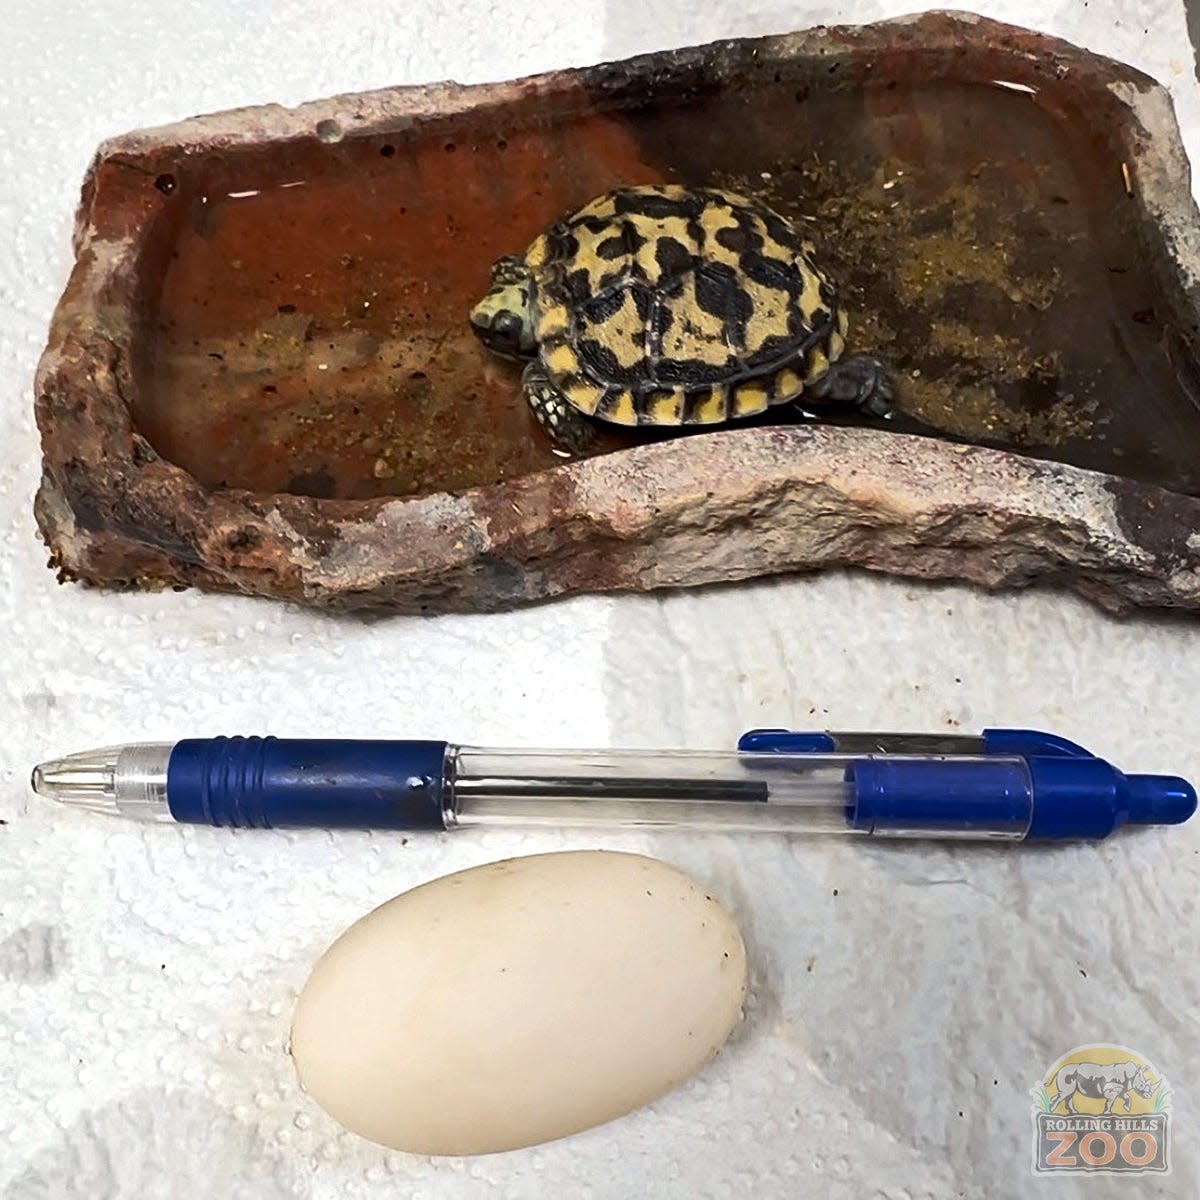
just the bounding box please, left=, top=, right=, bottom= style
left=34, top=12, right=1200, bottom=614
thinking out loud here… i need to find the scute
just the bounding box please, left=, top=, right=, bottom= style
left=528, top=185, right=843, bottom=427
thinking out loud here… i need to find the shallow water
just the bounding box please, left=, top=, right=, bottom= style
left=137, top=49, right=1200, bottom=499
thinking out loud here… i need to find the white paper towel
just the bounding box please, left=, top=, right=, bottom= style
left=2, top=2, right=1198, bottom=1197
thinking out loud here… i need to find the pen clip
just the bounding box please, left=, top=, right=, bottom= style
left=739, top=728, right=1104, bottom=761
left=738, top=729, right=990, bottom=756
left=978, top=729, right=1093, bottom=759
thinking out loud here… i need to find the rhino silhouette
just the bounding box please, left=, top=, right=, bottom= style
left=1052, top=1061, right=1158, bottom=1115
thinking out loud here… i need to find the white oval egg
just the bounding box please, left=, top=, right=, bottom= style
left=290, top=850, right=746, bottom=1155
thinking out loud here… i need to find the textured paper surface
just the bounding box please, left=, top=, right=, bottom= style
left=2, top=2, right=1198, bottom=1197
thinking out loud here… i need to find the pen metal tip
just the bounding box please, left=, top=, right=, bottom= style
left=29, top=744, right=173, bottom=820
left=30, top=750, right=119, bottom=811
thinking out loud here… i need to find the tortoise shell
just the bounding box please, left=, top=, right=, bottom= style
left=524, top=185, right=849, bottom=427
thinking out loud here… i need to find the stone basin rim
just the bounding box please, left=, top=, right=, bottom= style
left=83, top=10, right=1163, bottom=157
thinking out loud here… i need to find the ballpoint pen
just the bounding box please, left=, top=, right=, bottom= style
left=31, top=728, right=1195, bottom=842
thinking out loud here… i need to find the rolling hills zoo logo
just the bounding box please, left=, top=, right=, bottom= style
left=1031, top=1045, right=1170, bottom=1174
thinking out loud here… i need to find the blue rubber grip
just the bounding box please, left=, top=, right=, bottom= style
left=166, top=738, right=449, bottom=830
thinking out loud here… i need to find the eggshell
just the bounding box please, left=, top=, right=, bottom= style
left=289, top=850, right=746, bottom=1155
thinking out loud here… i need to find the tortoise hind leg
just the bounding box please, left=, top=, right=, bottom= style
left=806, top=355, right=896, bottom=419
left=523, top=359, right=598, bottom=454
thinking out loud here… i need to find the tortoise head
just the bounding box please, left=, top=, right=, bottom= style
left=470, top=255, right=536, bottom=358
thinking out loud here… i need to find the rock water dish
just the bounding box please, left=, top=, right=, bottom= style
left=32, top=13, right=1200, bottom=614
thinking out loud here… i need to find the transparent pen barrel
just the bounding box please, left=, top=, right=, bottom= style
left=448, top=748, right=859, bottom=833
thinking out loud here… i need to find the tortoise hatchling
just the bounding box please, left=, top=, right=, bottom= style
left=470, top=184, right=894, bottom=452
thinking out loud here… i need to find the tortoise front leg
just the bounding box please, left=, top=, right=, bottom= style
left=523, top=359, right=598, bottom=454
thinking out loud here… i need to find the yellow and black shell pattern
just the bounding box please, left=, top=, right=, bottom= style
left=523, top=184, right=849, bottom=427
